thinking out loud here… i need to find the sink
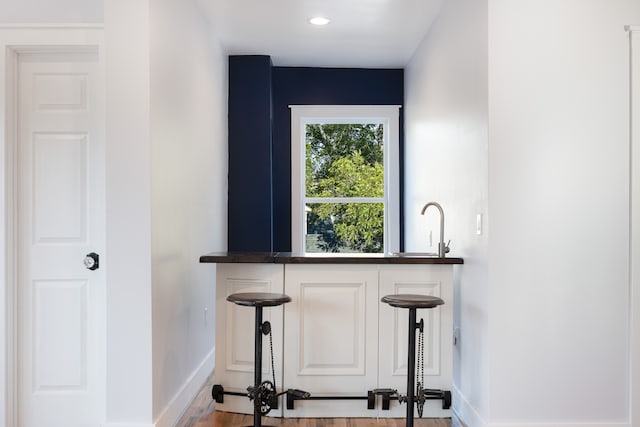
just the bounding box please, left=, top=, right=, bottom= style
left=389, top=251, right=439, bottom=257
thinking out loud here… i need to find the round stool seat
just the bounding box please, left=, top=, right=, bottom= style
left=227, top=292, right=291, bottom=307
left=381, top=294, right=444, bottom=309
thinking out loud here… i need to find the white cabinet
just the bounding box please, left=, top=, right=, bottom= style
left=214, top=262, right=454, bottom=418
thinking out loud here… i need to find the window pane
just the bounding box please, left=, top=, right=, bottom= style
left=305, top=124, right=384, bottom=198
left=305, top=202, right=384, bottom=253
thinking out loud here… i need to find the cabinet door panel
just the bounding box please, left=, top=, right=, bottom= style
left=283, top=264, right=379, bottom=417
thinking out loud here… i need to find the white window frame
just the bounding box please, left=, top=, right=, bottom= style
left=290, top=105, right=400, bottom=254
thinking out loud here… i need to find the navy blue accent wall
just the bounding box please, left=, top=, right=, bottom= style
left=227, top=56, right=273, bottom=251
left=227, top=58, right=404, bottom=252
left=271, top=67, right=404, bottom=251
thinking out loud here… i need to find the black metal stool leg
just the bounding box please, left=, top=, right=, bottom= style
left=381, top=294, right=446, bottom=423
left=224, top=293, right=297, bottom=426
left=254, top=306, right=263, bottom=427
left=406, top=307, right=417, bottom=427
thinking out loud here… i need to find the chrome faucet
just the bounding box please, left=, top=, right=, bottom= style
left=420, top=202, right=450, bottom=258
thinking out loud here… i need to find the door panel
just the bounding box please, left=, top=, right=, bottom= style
left=33, top=133, right=88, bottom=243
left=17, top=51, right=104, bottom=427
left=33, top=279, right=87, bottom=391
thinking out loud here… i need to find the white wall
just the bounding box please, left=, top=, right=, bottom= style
left=404, top=0, right=489, bottom=423
left=149, top=0, right=227, bottom=425
left=104, top=0, right=154, bottom=423
left=408, top=0, right=640, bottom=426
left=106, top=0, right=227, bottom=423
left=487, top=0, right=638, bottom=424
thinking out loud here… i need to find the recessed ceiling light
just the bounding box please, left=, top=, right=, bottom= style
left=309, top=17, right=331, bottom=26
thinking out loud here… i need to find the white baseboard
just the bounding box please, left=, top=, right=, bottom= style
left=451, top=385, right=631, bottom=427
left=452, top=384, right=486, bottom=427
left=153, top=348, right=215, bottom=427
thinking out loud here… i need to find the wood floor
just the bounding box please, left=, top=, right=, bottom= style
left=175, top=376, right=451, bottom=427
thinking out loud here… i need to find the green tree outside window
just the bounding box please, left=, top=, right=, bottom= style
left=305, top=123, right=384, bottom=253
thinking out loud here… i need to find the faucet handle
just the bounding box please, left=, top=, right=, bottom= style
left=445, top=240, right=451, bottom=254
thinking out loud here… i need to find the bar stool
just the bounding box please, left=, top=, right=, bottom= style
left=226, top=292, right=291, bottom=427
left=380, top=294, right=445, bottom=427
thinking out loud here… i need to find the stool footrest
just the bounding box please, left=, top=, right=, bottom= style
left=398, top=388, right=452, bottom=410
left=281, top=387, right=451, bottom=412
left=214, top=382, right=311, bottom=413
left=212, top=384, right=248, bottom=404
left=371, top=388, right=398, bottom=410
left=214, top=383, right=451, bottom=412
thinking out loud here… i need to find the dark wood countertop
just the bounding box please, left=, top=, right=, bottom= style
left=199, top=252, right=463, bottom=265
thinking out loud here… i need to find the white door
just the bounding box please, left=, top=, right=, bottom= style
left=16, top=51, right=105, bottom=427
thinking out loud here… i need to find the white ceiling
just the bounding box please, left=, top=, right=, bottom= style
left=196, top=0, right=444, bottom=68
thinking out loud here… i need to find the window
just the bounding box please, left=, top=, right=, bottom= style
left=290, top=105, right=400, bottom=254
